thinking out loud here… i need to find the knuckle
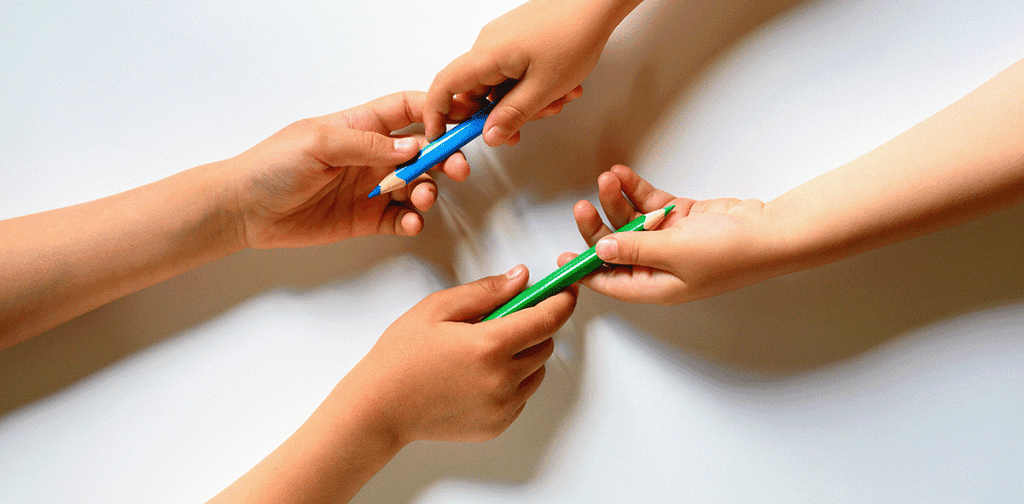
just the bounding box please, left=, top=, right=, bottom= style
left=477, top=20, right=501, bottom=40
left=416, top=290, right=446, bottom=315
left=393, top=209, right=410, bottom=236
left=523, top=366, right=547, bottom=395
left=537, top=340, right=555, bottom=362
left=621, top=239, right=642, bottom=263
left=469, top=274, right=507, bottom=305
left=488, top=387, right=511, bottom=410
left=473, top=333, right=505, bottom=364
left=476, top=376, right=506, bottom=406
left=361, top=130, right=386, bottom=155
left=479, top=388, right=513, bottom=421
left=427, top=73, right=451, bottom=102
left=499, top=103, right=530, bottom=127
left=482, top=273, right=506, bottom=293
left=290, top=116, right=319, bottom=134
left=292, top=118, right=329, bottom=152
left=531, top=305, right=565, bottom=336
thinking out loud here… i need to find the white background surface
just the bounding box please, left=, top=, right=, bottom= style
left=2, top=1, right=1023, bottom=502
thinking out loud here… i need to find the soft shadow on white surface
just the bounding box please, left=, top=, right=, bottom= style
left=351, top=322, right=583, bottom=503
left=0, top=228, right=459, bottom=415
left=580, top=204, right=1024, bottom=375
left=348, top=2, right=820, bottom=501
left=352, top=0, right=1024, bottom=498
left=420, top=0, right=809, bottom=220
left=4, top=0, right=1023, bottom=502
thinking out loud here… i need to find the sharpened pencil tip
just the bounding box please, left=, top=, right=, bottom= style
left=368, top=186, right=381, bottom=198
left=664, top=204, right=675, bottom=214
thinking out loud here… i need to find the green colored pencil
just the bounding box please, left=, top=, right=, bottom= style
left=482, top=205, right=675, bottom=321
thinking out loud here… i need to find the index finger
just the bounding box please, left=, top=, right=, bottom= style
left=425, top=53, right=509, bottom=140
left=610, top=165, right=678, bottom=212
left=365, top=91, right=428, bottom=133
left=321, top=91, right=427, bottom=135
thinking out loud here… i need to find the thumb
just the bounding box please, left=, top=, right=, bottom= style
left=594, top=231, right=676, bottom=270
left=428, top=265, right=530, bottom=322
left=314, top=128, right=420, bottom=167
left=482, top=79, right=560, bottom=147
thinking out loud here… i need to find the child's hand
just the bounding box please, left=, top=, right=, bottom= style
left=558, top=165, right=785, bottom=305
left=343, top=265, right=578, bottom=444
left=226, top=91, right=471, bottom=250
left=207, top=266, right=578, bottom=503
left=424, top=0, right=639, bottom=146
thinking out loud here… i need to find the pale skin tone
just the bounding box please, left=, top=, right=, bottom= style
left=424, top=0, right=644, bottom=145
left=0, top=91, right=578, bottom=503
left=201, top=56, right=1024, bottom=500
left=558, top=59, right=1024, bottom=304
left=429, top=0, right=1023, bottom=304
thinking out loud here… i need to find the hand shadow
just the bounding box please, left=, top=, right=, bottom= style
left=0, top=218, right=462, bottom=416
left=1, top=0, right=823, bottom=498
left=480, top=0, right=809, bottom=203
left=351, top=321, right=585, bottom=503
left=581, top=204, right=1024, bottom=376
left=351, top=0, right=815, bottom=501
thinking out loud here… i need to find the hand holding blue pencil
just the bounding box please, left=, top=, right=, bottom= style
left=369, top=99, right=498, bottom=198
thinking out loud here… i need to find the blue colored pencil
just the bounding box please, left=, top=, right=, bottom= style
left=369, top=99, right=498, bottom=198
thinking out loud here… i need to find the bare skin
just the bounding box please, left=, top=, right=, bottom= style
left=1, top=90, right=580, bottom=503
left=560, top=60, right=1024, bottom=304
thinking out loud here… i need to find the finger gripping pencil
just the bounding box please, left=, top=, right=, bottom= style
left=482, top=205, right=675, bottom=321
left=368, top=99, right=499, bottom=198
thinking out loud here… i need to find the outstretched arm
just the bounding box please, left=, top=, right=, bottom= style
left=424, top=0, right=643, bottom=145
left=208, top=267, right=578, bottom=504
left=562, top=59, right=1024, bottom=304
left=0, top=92, right=468, bottom=348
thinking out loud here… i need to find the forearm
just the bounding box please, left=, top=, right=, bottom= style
left=0, top=162, right=243, bottom=348
left=602, top=0, right=646, bottom=27
left=208, top=374, right=405, bottom=504
left=527, top=0, right=643, bottom=40
left=207, top=267, right=574, bottom=503
left=768, top=60, right=1024, bottom=273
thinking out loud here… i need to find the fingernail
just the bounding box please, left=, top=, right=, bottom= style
left=595, top=238, right=617, bottom=260
left=506, top=264, right=525, bottom=280
left=484, top=125, right=507, bottom=146
left=393, top=137, right=417, bottom=151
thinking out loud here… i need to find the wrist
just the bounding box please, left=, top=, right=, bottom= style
left=762, top=193, right=852, bottom=277
left=211, top=376, right=408, bottom=504
left=196, top=157, right=252, bottom=253
left=322, top=368, right=411, bottom=457
left=593, top=0, right=645, bottom=34
left=761, top=198, right=812, bottom=278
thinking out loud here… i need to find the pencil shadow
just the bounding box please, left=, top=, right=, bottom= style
left=354, top=0, right=1022, bottom=494
left=3, top=0, right=835, bottom=499
left=350, top=0, right=816, bottom=501
left=580, top=204, right=1024, bottom=376
left=413, top=0, right=811, bottom=242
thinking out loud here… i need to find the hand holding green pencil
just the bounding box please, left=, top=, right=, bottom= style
left=483, top=205, right=675, bottom=321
